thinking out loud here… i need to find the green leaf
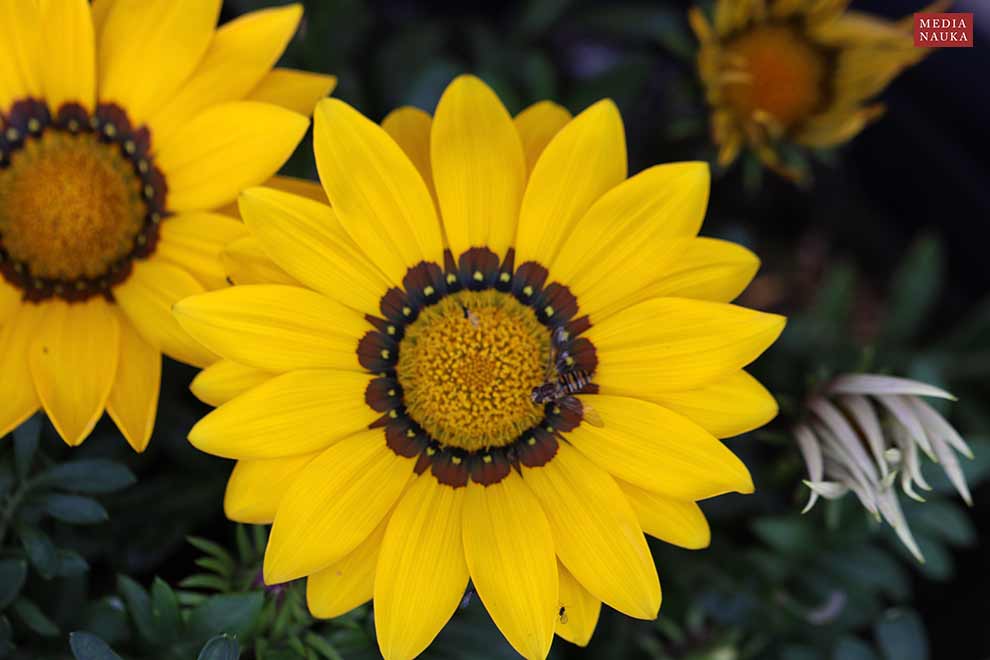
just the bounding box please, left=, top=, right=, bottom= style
left=12, top=414, right=41, bottom=481
left=69, top=631, right=124, bottom=660
left=882, top=235, right=943, bottom=344
left=195, top=556, right=234, bottom=578
left=907, top=499, right=976, bottom=547
left=188, top=593, right=264, bottom=639
left=875, top=609, right=928, bottom=660
left=151, top=577, right=181, bottom=644
left=116, top=575, right=158, bottom=644
left=179, top=574, right=231, bottom=592
left=12, top=597, right=59, bottom=637
left=18, top=525, right=58, bottom=579
left=306, top=632, right=344, bottom=660
left=0, top=561, right=27, bottom=610
left=36, top=460, right=135, bottom=494
left=751, top=516, right=816, bottom=554
left=188, top=536, right=235, bottom=564
left=44, top=494, right=109, bottom=525
left=834, top=636, right=880, bottom=660
left=197, top=634, right=241, bottom=660
left=55, top=549, right=90, bottom=578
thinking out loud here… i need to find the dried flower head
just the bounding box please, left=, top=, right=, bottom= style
left=794, top=374, right=972, bottom=561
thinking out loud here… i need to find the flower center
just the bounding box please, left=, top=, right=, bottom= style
left=0, top=101, right=166, bottom=301
left=722, top=25, right=829, bottom=129
left=397, top=290, right=549, bottom=452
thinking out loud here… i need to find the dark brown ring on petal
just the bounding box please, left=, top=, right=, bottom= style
left=356, top=330, right=398, bottom=372
left=457, top=247, right=500, bottom=291
left=431, top=446, right=470, bottom=488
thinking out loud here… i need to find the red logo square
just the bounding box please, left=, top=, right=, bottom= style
left=914, top=12, right=974, bottom=47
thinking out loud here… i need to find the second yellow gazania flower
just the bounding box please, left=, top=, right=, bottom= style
left=691, top=0, right=942, bottom=179
left=0, top=0, right=334, bottom=449
left=174, top=75, right=785, bottom=659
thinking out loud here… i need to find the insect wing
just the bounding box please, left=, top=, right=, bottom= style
left=558, top=396, right=604, bottom=428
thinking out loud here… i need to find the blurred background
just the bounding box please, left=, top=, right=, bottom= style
left=6, top=1, right=988, bottom=659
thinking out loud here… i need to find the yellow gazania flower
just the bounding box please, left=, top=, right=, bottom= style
left=174, top=76, right=785, bottom=660
left=690, top=0, right=941, bottom=180
left=0, top=0, right=335, bottom=449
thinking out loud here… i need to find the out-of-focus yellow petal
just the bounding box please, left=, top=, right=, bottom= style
left=514, top=101, right=572, bottom=175
left=238, top=187, right=389, bottom=316
left=463, top=474, right=557, bottom=659
left=523, top=443, right=660, bottom=620
left=308, top=517, right=388, bottom=618
left=29, top=299, right=119, bottom=447
left=0, top=304, right=42, bottom=438
left=149, top=4, right=304, bottom=144
left=247, top=68, right=337, bottom=116
left=97, top=0, right=220, bottom=125
left=156, top=212, right=250, bottom=290
left=106, top=313, right=161, bottom=452
left=114, top=259, right=217, bottom=368
left=381, top=106, right=435, bottom=200
left=431, top=75, right=525, bottom=257
left=618, top=481, right=711, bottom=549
left=225, top=452, right=317, bottom=524
left=313, top=99, right=443, bottom=285
left=264, top=431, right=412, bottom=583
left=156, top=101, right=309, bottom=212
left=221, top=237, right=298, bottom=286
left=40, top=0, right=95, bottom=111
left=0, top=0, right=42, bottom=110
left=375, top=475, right=468, bottom=660
left=190, top=359, right=272, bottom=407
left=569, top=394, right=754, bottom=500
left=173, top=285, right=366, bottom=373
left=555, top=562, right=600, bottom=647
left=589, top=297, right=785, bottom=393
left=514, top=100, right=626, bottom=267
left=189, top=370, right=376, bottom=460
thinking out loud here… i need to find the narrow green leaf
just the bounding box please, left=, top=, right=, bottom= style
left=12, top=414, right=41, bottom=481
left=55, top=549, right=90, bottom=578
left=197, top=634, right=240, bottom=660
left=36, top=460, right=135, bottom=494
left=69, top=631, right=124, bottom=660
left=12, top=597, right=59, bottom=637
left=116, top=575, right=157, bottom=644
left=188, top=536, right=235, bottom=564
left=0, top=561, right=27, bottom=610
left=188, top=593, right=264, bottom=639
left=179, top=574, right=231, bottom=592
left=235, top=525, right=251, bottom=562
left=151, top=577, right=181, bottom=643
left=195, top=556, right=234, bottom=578
left=44, top=494, right=109, bottom=525
left=18, top=525, right=57, bottom=579
left=882, top=235, right=943, bottom=343
left=306, top=633, right=345, bottom=660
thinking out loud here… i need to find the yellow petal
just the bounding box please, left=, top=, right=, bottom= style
left=173, top=285, right=366, bottom=372
left=40, top=0, right=95, bottom=111
left=247, top=68, right=337, bottom=116
left=0, top=0, right=41, bottom=109
left=522, top=443, right=660, bottom=620
left=238, top=186, right=390, bottom=316
left=190, top=359, right=272, bottom=407
left=551, top=163, right=709, bottom=320
left=149, top=4, right=303, bottom=145
left=650, top=370, right=778, bottom=438
left=156, top=101, right=309, bottom=212
left=589, top=297, right=785, bottom=393
left=90, top=0, right=113, bottom=37
left=189, top=370, right=376, bottom=459
left=375, top=475, right=468, bottom=660
left=156, top=212, right=250, bottom=290
left=106, top=313, right=161, bottom=452
left=555, top=562, right=600, bottom=647
left=431, top=75, right=526, bottom=257
left=618, top=481, right=711, bottom=549
left=114, top=259, right=217, bottom=368
left=514, top=101, right=572, bottom=175
left=216, top=175, right=328, bottom=218
left=225, top=453, right=317, bottom=524
left=634, top=238, right=760, bottom=305
left=313, top=98, right=443, bottom=285
left=569, top=394, right=754, bottom=500
left=221, top=236, right=298, bottom=286
left=29, top=299, right=119, bottom=447
left=0, top=304, right=42, bottom=438
left=265, top=430, right=412, bottom=583
left=381, top=106, right=435, bottom=199
left=308, top=516, right=388, bottom=618
left=463, top=474, right=557, bottom=660
left=514, top=100, right=626, bottom=267
left=0, top=281, right=20, bottom=320
left=97, top=0, right=220, bottom=125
